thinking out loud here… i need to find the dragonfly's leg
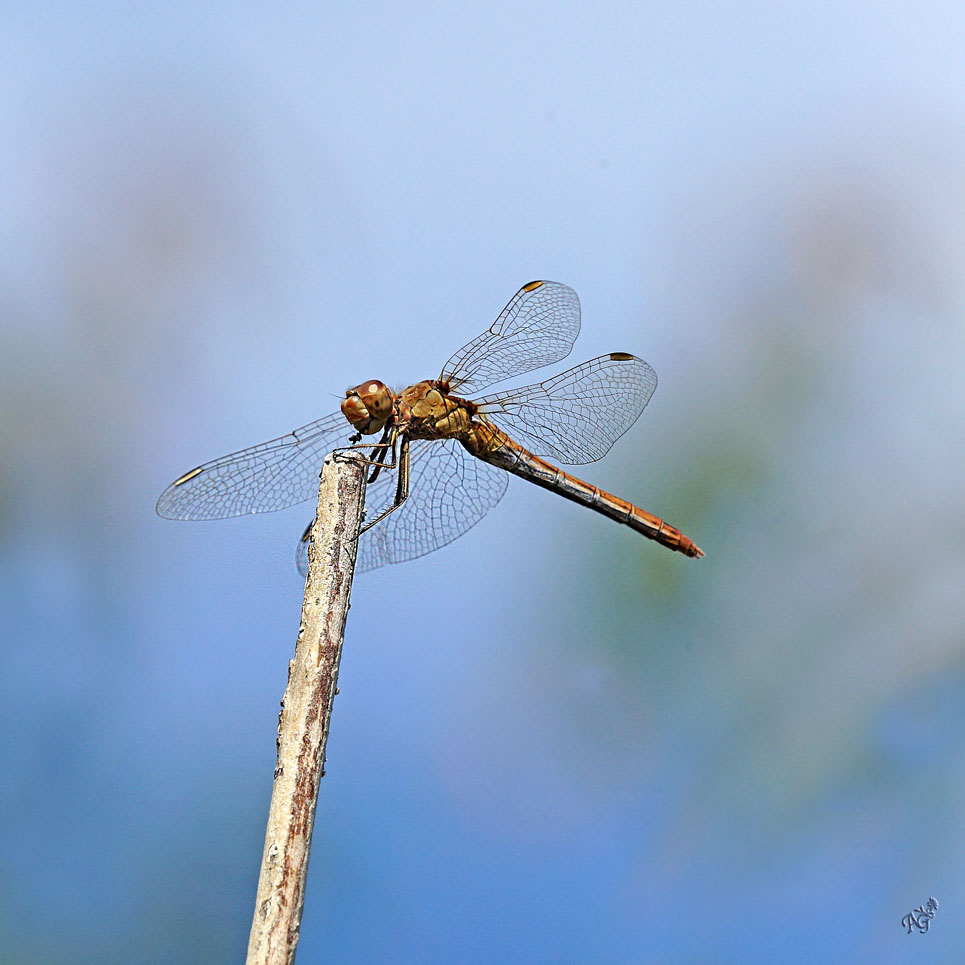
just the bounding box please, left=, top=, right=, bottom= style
left=304, top=428, right=400, bottom=554
left=365, top=425, right=397, bottom=485
left=332, top=423, right=395, bottom=482
left=357, top=435, right=411, bottom=537
left=332, top=437, right=399, bottom=472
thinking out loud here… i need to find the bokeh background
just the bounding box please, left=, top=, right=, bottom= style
left=2, top=2, right=964, bottom=962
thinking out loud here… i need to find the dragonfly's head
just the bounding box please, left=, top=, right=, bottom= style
left=342, top=379, right=393, bottom=434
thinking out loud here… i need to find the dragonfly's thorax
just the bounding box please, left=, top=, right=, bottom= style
left=398, top=380, right=475, bottom=440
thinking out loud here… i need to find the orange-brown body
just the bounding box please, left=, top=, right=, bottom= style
left=158, top=279, right=704, bottom=570
left=342, top=377, right=703, bottom=559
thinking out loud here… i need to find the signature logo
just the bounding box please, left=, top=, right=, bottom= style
left=901, top=896, right=938, bottom=934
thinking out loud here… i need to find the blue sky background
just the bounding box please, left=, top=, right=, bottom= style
left=2, top=2, right=965, bottom=962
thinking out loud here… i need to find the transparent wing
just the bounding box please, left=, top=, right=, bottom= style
left=296, top=520, right=313, bottom=578
left=473, top=353, right=657, bottom=465
left=296, top=439, right=510, bottom=575
left=157, top=411, right=353, bottom=520
left=440, top=280, right=581, bottom=395
left=358, top=439, right=510, bottom=572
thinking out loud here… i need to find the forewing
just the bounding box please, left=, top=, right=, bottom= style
left=157, top=411, right=352, bottom=520
left=474, top=353, right=657, bottom=465
left=441, top=280, right=581, bottom=394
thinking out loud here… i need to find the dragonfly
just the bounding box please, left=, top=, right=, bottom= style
left=156, top=280, right=703, bottom=573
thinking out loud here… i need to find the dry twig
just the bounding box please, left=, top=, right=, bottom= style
left=246, top=454, right=366, bottom=965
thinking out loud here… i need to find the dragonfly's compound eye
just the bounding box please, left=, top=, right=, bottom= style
left=342, top=379, right=393, bottom=434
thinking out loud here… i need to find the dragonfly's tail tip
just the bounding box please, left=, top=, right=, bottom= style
left=681, top=538, right=704, bottom=558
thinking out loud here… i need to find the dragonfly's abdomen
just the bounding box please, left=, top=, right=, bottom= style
left=465, top=422, right=704, bottom=558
